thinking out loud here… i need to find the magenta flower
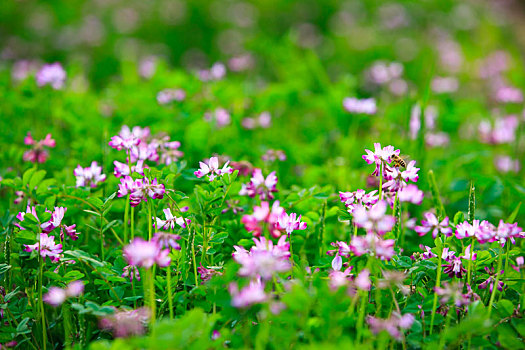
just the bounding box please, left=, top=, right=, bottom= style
left=120, top=177, right=165, bottom=207
left=353, top=201, right=395, bottom=235
left=155, top=208, right=187, bottom=230
left=113, top=160, right=146, bottom=178
left=367, top=313, right=414, bottom=340
left=350, top=233, right=395, bottom=261
left=74, top=161, right=106, bottom=188
left=355, top=269, right=371, bottom=291
left=197, top=264, right=223, bottom=283
left=36, top=63, right=66, bottom=89
left=478, top=267, right=505, bottom=293
left=24, top=233, right=63, bottom=262
left=229, top=279, right=267, bottom=308
left=41, top=207, right=66, bottom=233
left=343, top=97, right=377, bottom=115
left=339, top=189, right=379, bottom=214
left=415, top=212, right=452, bottom=239
left=23, top=132, right=56, bottom=163
left=398, top=184, right=424, bottom=204
left=239, top=168, right=278, bottom=200
left=44, top=281, right=85, bottom=307
left=108, top=125, right=143, bottom=151
left=153, top=232, right=182, bottom=251
left=328, top=267, right=353, bottom=289
left=14, top=205, right=38, bottom=230
left=419, top=245, right=437, bottom=260
left=194, top=157, right=233, bottom=181
left=156, top=88, right=186, bottom=104
left=122, top=265, right=140, bottom=282
left=362, top=143, right=400, bottom=176
left=241, top=201, right=284, bottom=238
left=277, top=212, right=307, bottom=235
left=233, top=236, right=291, bottom=280
left=99, top=307, right=150, bottom=338
left=123, top=238, right=171, bottom=268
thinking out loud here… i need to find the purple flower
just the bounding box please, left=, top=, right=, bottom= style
left=353, top=201, right=395, bottom=235
left=343, top=97, right=377, bottom=115
left=113, top=160, right=146, bottom=178
left=14, top=205, right=38, bottom=230
left=419, top=245, right=437, bottom=260
left=277, top=212, right=307, bottom=236
left=24, top=233, right=63, bottom=262
left=36, top=63, right=66, bottom=89
left=153, top=232, right=182, bottom=251
left=232, top=236, right=291, bottom=280
left=397, top=184, right=424, bottom=204
left=123, top=238, right=171, bottom=268
left=99, top=307, right=150, bottom=338
left=362, top=143, right=400, bottom=176
left=155, top=208, right=188, bottom=230
left=350, top=233, right=395, bottom=261
left=23, top=132, right=55, bottom=163
left=194, top=157, right=233, bottom=181
left=339, top=189, right=379, bottom=214
left=229, top=279, right=267, bottom=308
left=415, top=212, right=452, bottom=239
left=74, top=161, right=106, bottom=188
left=435, top=281, right=472, bottom=307
left=122, top=265, right=140, bottom=282
left=478, top=267, right=504, bottom=293
left=239, top=169, right=278, bottom=200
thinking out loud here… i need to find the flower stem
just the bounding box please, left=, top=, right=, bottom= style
left=124, top=197, right=129, bottom=243
left=378, top=163, right=384, bottom=200
left=148, top=201, right=153, bottom=240
left=148, top=268, right=156, bottom=329
left=39, top=256, right=47, bottom=350
left=131, top=206, right=135, bottom=240
left=429, top=244, right=443, bottom=335
left=487, top=251, right=503, bottom=318
left=167, top=266, right=174, bottom=320
left=288, top=232, right=294, bottom=279
left=467, top=237, right=475, bottom=286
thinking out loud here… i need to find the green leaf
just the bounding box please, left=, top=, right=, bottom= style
left=16, top=317, right=30, bottom=334
left=496, top=299, right=514, bottom=318
left=453, top=211, right=465, bottom=226
left=29, top=170, right=46, bottom=189
left=22, top=168, right=36, bottom=187
left=506, top=202, right=521, bottom=223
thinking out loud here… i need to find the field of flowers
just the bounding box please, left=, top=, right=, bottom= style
left=0, top=0, right=524, bottom=349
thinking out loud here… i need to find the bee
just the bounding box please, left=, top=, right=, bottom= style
left=391, top=154, right=407, bottom=168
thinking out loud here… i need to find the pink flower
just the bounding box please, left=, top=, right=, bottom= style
left=121, top=177, right=165, bottom=207
left=328, top=267, right=353, bottom=289
left=435, top=281, right=472, bottom=307
left=24, top=233, right=63, bottom=262
left=113, top=160, right=146, bottom=178
left=415, top=212, right=452, bottom=239
left=233, top=236, right=291, bottom=280
left=155, top=208, right=187, bottom=230
left=343, top=97, right=377, bottom=115
left=355, top=269, right=371, bottom=291
left=23, top=132, right=55, bottom=163
left=41, top=207, right=66, bottom=233
left=123, top=238, right=171, bottom=268
left=239, top=169, right=278, bottom=200
left=398, top=184, right=424, bottom=204
left=419, top=245, right=437, bottom=260
left=74, top=161, right=106, bottom=188
left=367, top=312, right=414, bottom=340
left=229, top=279, right=267, bottom=308
left=350, top=233, right=395, bottom=261
left=108, top=125, right=143, bottom=151
left=99, top=307, right=150, bottom=338
left=362, top=143, right=400, bottom=176
left=494, top=156, right=520, bottom=174
left=122, top=265, right=140, bottom=282
left=277, top=212, right=307, bottom=235
left=194, top=157, right=233, bottom=181
left=204, top=108, right=231, bottom=128
left=14, top=205, right=38, bottom=230
left=353, top=201, right=395, bottom=235
left=36, top=63, right=66, bottom=89
left=242, top=201, right=285, bottom=238
left=43, top=287, right=67, bottom=307
left=339, top=189, right=379, bottom=214
left=156, top=88, right=186, bottom=104
left=153, top=232, right=182, bottom=251
left=261, top=149, right=286, bottom=162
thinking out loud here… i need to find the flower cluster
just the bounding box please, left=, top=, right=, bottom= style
left=24, top=233, right=63, bottom=262
left=233, top=236, right=291, bottom=280
left=415, top=212, right=452, bottom=239
left=478, top=115, right=519, bottom=144
left=156, top=88, right=186, bottom=104
left=350, top=233, right=395, bottom=261
left=198, top=62, right=226, bottom=81
left=261, top=149, right=286, bottom=162
left=343, top=97, right=377, bottom=115
left=455, top=219, right=523, bottom=245
left=241, top=111, right=272, bottom=129
left=123, top=238, right=171, bottom=268
left=441, top=246, right=476, bottom=278
left=117, top=176, right=165, bottom=207
left=339, top=189, right=379, bottom=214
left=23, top=132, right=56, bottom=163
left=204, top=108, right=231, bottom=128
left=353, top=201, right=395, bottom=235
left=241, top=201, right=284, bottom=238
left=239, top=169, right=278, bottom=200
left=36, top=63, right=66, bottom=89
left=362, top=143, right=400, bottom=176
left=99, top=307, right=150, bottom=338
left=154, top=208, right=188, bottom=231
left=43, top=281, right=84, bottom=307
left=113, top=160, right=146, bottom=178
left=194, top=156, right=233, bottom=181
left=366, top=313, right=414, bottom=340
left=74, top=161, right=106, bottom=188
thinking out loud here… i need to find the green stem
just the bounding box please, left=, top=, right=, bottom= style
left=167, top=266, right=174, bottom=320
left=131, top=206, right=135, bottom=240
left=148, top=268, right=156, bottom=330
left=288, top=232, right=294, bottom=279
left=467, top=237, right=474, bottom=286
left=487, top=251, right=503, bottom=318
left=191, top=229, right=199, bottom=287
left=124, top=197, right=129, bottom=243
left=99, top=210, right=105, bottom=260
left=378, top=163, right=384, bottom=200
left=39, top=256, right=47, bottom=350
left=148, top=201, right=153, bottom=240
left=429, top=244, right=443, bottom=335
